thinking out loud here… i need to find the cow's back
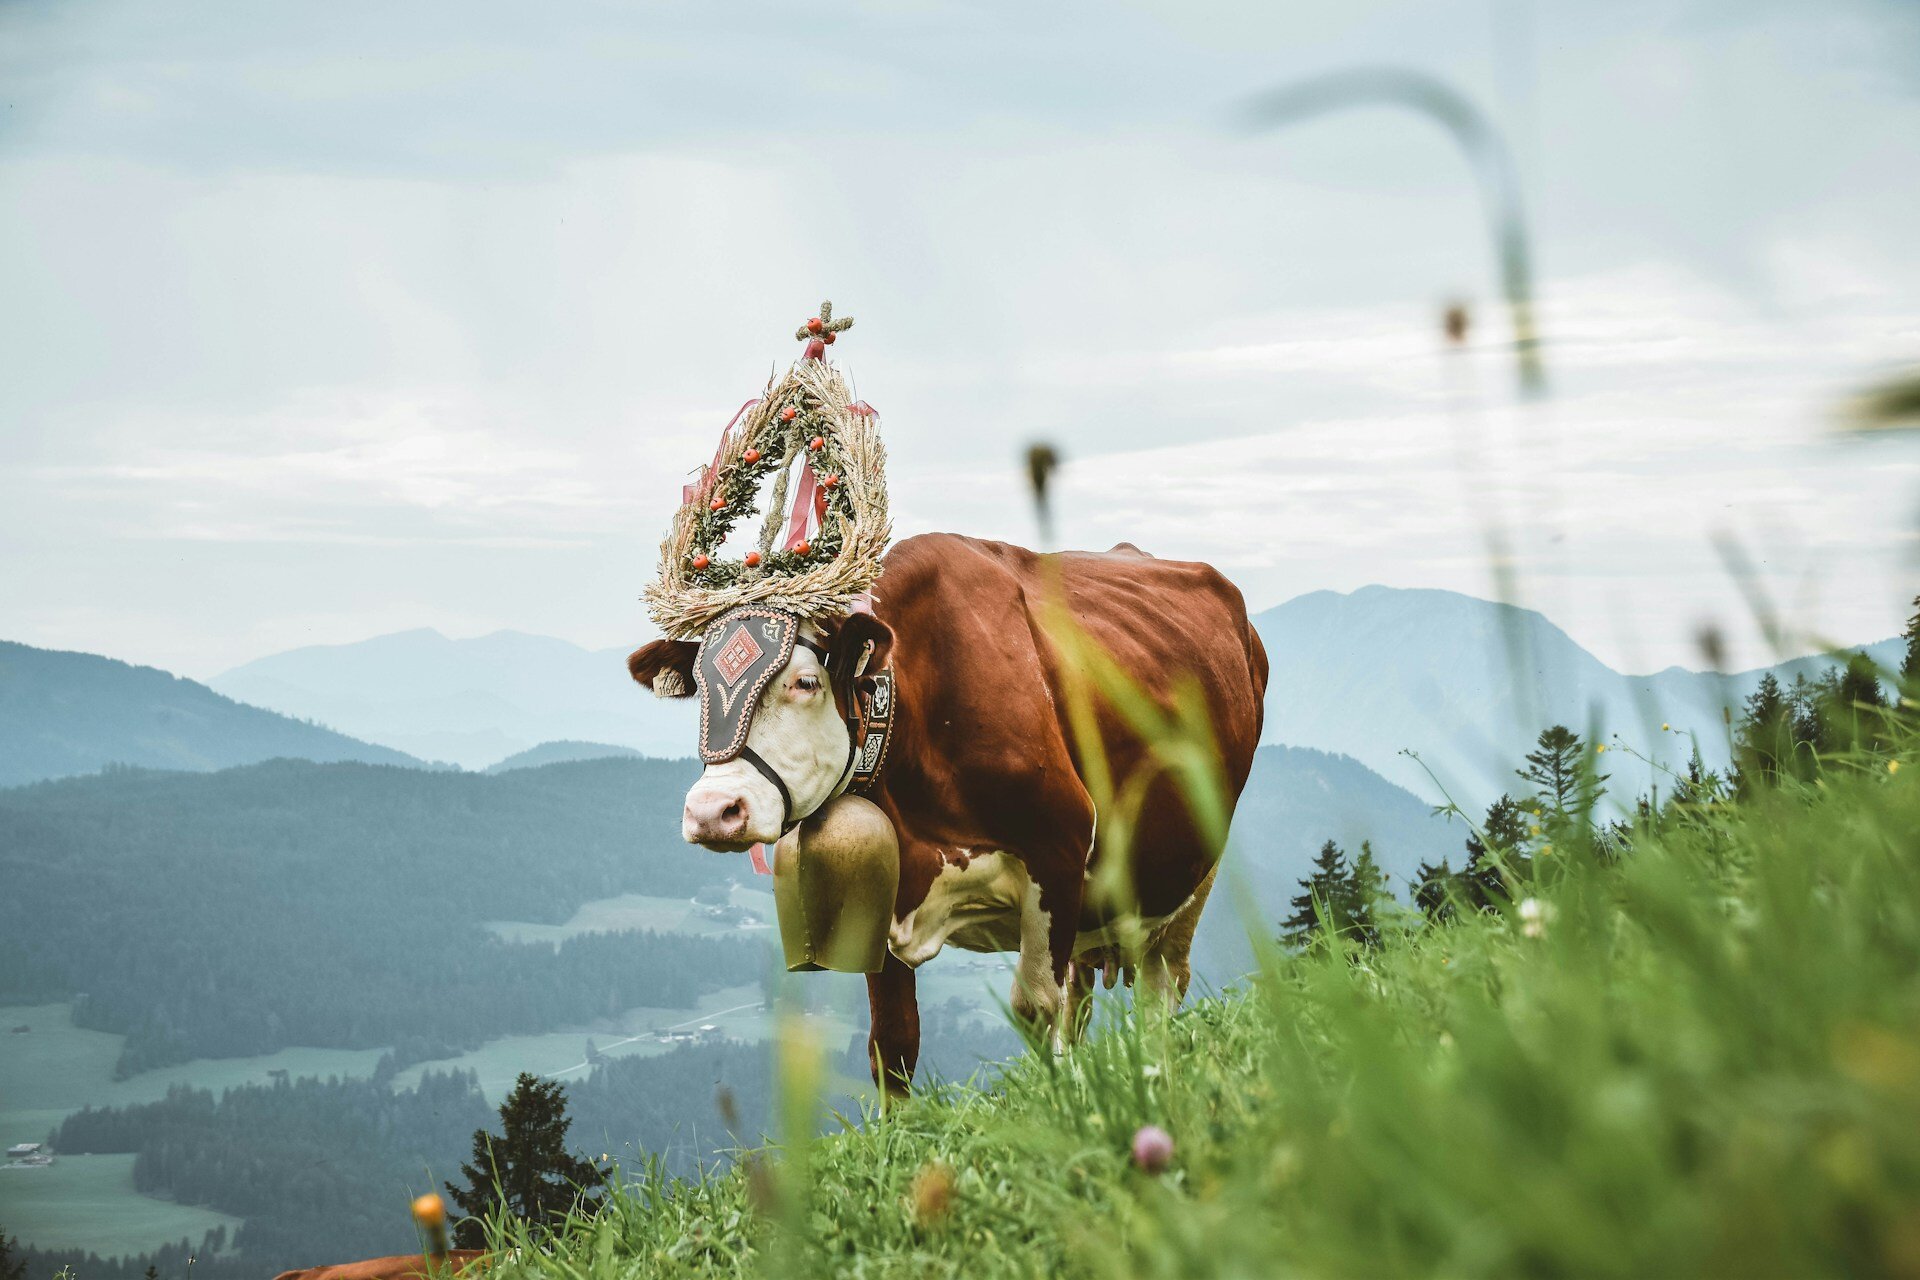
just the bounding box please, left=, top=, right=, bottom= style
left=273, top=1252, right=487, bottom=1280
left=874, top=533, right=1267, bottom=914
left=878, top=532, right=1266, bottom=752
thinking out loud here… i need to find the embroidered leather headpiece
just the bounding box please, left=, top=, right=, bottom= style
left=694, top=607, right=800, bottom=763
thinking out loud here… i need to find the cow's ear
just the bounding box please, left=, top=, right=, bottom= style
left=628, top=639, right=699, bottom=698
left=826, top=611, right=895, bottom=684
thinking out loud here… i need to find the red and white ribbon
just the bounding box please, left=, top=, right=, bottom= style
left=681, top=399, right=762, bottom=506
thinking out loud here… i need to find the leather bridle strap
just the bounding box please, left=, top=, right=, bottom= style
left=739, top=744, right=801, bottom=837
left=743, top=636, right=894, bottom=837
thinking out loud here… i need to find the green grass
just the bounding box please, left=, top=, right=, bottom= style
left=0, top=1155, right=241, bottom=1260
left=490, top=742, right=1920, bottom=1278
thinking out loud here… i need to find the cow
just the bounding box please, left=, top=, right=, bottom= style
left=272, top=1252, right=486, bottom=1280
left=629, top=532, right=1268, bottom=1092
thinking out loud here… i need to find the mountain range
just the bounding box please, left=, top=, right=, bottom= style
left=0, top=640, right=418, bottom=788
left=210, top=628, right=688, bottom=769
left=3, top=585, right=1899, bottom=803
left=1255, top=586, right=1902, bottom=804
left=201, top=587, right=1903, bottom=804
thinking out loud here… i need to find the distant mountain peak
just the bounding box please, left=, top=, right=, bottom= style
left=0, top=639, right=418, bottom=787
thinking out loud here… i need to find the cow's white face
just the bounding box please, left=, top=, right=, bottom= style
left=627, top=611, right=894, bottom=852
left=680, top=638, right=850, bottom=850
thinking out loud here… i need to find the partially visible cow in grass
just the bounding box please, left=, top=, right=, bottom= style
left=272, top=1251, right=486, bottom=1280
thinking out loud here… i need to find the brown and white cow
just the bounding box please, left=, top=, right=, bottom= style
left=629, top=533, right=1268, bottom=1091
left=272, top=1252, right=487, bottom=1280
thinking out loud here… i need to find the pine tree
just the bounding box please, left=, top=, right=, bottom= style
left=144, top=1265, right=160, bottom=1280
left=0, top=1226, right=22, bottom=1280
left=1412, top=858, right=1455, bottom=923
left=445, top=1074, right=605, bottom=1248
left=1828, top=651, right=1889, bottom=750
left=1282, top=840, right=1354, bottom=949
left=1904, top=595, right=1920, bottom=691
left=1462, top=795, right=1531, bottom=909
left=1517, top=725, right=1607, bottom=820
left=1788, top=673, right=1825, bottom=761
left=1348, top=841, right=1390, bottom=948
left=1734, top=672, right=1792, bottom=789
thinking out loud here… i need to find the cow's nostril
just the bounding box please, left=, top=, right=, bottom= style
left=722, top=799, right=744, bottom=825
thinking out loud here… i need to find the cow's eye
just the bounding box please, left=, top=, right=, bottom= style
left=794, top=673, right=821, bottom=693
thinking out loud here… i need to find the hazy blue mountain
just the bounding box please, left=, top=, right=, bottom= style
left=0, top=640, right=419, bottom=787
left=486, top=739, right=644, bottom=772
left=1252, top=585, right=1902, bottom=807
left=212, top=628, right=691, bottom=769
left=204, top=586, right=1902, bottom=801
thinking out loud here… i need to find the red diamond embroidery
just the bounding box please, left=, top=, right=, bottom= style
left=713, top=625, right=764, bottom=688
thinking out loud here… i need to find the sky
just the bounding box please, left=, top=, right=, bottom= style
left=3, top=0, right=1918, bottom=679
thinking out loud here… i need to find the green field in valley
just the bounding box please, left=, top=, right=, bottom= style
left=0, top=1004, right=387, bottom=1150
left=485, top=886, right=779, bottom=945
left=0, top=1155, right=241, bottom=1260
left=387, top=983, right=809, bottom=1099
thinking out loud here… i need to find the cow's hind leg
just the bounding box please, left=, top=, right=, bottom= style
left=1139, top=863, right=1218, bottom=1009
left=866, top=951, right=919, bottom=1096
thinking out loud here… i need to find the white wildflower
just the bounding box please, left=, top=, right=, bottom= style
left=1518, top=897, right=1553, bottom=939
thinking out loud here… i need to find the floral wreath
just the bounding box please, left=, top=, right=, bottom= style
left=644, top=301, right=891, bottom=640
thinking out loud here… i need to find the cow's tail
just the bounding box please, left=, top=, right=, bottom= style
left=1245, top=613, right=1271, bottom=731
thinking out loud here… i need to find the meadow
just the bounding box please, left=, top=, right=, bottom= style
left=484, top=887, right=780, bottom=945
left=0, top=1155, right=240, bottom=1258
left=0, top=1004, right=387, bottom=1149
left=489, top=708, right=1920, bottom=1279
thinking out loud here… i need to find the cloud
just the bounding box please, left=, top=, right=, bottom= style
left=3, top=0, right=1920, bottom=676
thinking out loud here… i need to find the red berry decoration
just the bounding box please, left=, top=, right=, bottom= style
left=744, top=551, right=762, bottom=568
left=821, top=473, right=840, bottom=489
left=780, top=406, right=798, bottom=422
left=823, top=331, right=836, bottom=345
left=809, top=435, right=825, bottom=452
left=691, top=554, right=710, bottom=571
left=793, top=301, right=851, bottom=362
left=795, top=540, right=811, bottom=556
left=709, top=497, right=726, bottom=511
left=743, top=447, right=761, bottom=464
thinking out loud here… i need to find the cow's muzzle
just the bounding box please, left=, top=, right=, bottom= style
left=683, top=789, right=754, bottom=850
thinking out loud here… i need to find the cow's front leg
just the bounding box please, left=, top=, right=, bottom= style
left=865, top=951, right=919, bottom=1096
left=1012, top=875, right=1083, bottom=1051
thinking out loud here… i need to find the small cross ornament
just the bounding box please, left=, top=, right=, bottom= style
left=795, top=300, right=854, bottom=360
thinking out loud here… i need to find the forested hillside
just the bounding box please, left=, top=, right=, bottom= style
left=487, top=741, right=644, bottom=773
left=0, top=640, right=419, bottom=786
left=0, top=756, right=758, bottom=1072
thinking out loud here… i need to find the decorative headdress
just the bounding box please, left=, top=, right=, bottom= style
left=644, top=301, right=891, bottom=641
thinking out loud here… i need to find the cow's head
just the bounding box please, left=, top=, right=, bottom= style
left=629, top=607, right=893, bottom=851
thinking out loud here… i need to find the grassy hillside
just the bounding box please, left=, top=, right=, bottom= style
left=0, top=639, right=420, bottom=786
left=491, top=725, right=1920, bottom=1278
